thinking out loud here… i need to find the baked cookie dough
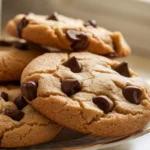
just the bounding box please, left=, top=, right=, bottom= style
left=6, top=12, right=131, bottom=57
left=0, top=85, right=62, bottom=148
left=21, top=52, right=150, bottom=137
left=0, top=39, right=47, bottom=82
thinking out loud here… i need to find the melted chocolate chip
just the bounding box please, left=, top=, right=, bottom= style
left=14, top=95, right=28, bottom=110
left=113, top=62, right=131, bottom=77
left=84, top=20, right=97, bottom=27
left=93, top=96, right=114, bottom=113
left=4, top=108, right=24, bottom=121
left=122, top=86, right=142, bottom=104
left=61, top=79, right=82, bottom=96
left=13, top=41, right=28, bottom=50
left=47, top=12, right=59, bottom=21
left=17, top=17, right=29, bottom=38
left=0, top=40, right=12, bottom=46
left=21, top=81, right=38, bottom=101
left=63, top=57, right=82, bottom=73
left=66, top=30, right=89, bottom=51
left=1, top=92, right=8, bottom=101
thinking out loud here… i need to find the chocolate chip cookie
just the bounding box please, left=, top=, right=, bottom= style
left=6, top=12, right=130, bottom=57
left=21, top=52, right=150, bottom=137
left=0, top=39, right=47, bottom=82
left=0, top=85, right=62, bottom=148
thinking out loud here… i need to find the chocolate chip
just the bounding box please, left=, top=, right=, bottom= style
left=0, top=40, right=12, bottom=46
left=13, top=41, right=28, bottom=50
left=4, top=108, right=24, bottom=121
left=103, top=53, right=118, bottom=58
left=14, top=95, right=28, bottom=110
left=84, top=20, right=97, bottom=27
left=47, top=12, right=59, bottom=21
left=122, top=86, right=142, bottom=104
left=17, top=17, right=29, bottom=38
left=93, top=96, right=114, bottom=113
left=66, top=30, right=89, bottom=51
left=0, top=92, right=8, bottom=101
left=63, top=57, right=82, bottom=73
left=21, top=81, right=38, bottom=101
left=61, top=79, right=82, bottom=96
left=113, top=62, right=131, bottom=77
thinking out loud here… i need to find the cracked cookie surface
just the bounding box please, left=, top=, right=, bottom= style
left=6, top=12, right=130, bottom=57
left=0, top=85, right=62, bottom=148
left=21, top=52, right=150, bottom=137
left=0, top=39, right=47, bottom=82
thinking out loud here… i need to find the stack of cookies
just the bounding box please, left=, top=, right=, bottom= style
left=0, top=12, right=150, bottom=148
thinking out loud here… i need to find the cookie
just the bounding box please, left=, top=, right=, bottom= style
left=6, top=12, right=130, bottom=57
left=0, top=39, right=47, bottom=82
left=0, top=85, right=62, bottom=148
left=21, top=52, right=150, bottom=137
